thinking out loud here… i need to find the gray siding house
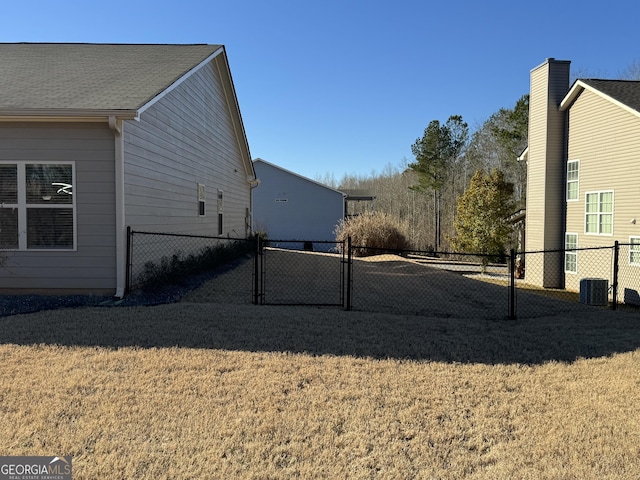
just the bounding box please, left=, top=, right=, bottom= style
left=252, top=158, right=345, bottom=250
left=525, top=58, right=640, bottom=302
left=0, top=43, right=257, bottom=296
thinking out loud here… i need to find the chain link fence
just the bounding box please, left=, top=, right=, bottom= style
left=348, top=246, right=510, bottom=319
left=126, top=231, right=640, bottom=319
left=512, top=247, right=614, bottom=319
left=615, top=243, right=640, bottom=307
left=512, top=243, right=640, bottom=318
left=254, top=239, right=346, bottom=306
left=126, top=229, right=255, bottom=298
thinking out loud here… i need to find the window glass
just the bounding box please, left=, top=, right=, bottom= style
left=567, top=161, right=579, bottom=200
left=26, top=164, right=73, bottom=204
left=585, top=191, right=613, bottom=235
left=0, top=164, right=17, bottom=203
left=197, top=183, right=205, bottom=216
left=565, top=233, right=577, bottom=273
left=0, top=208, right=18, bottom=248
left=0, top=162, right=75, bottom=250
left=630, top=238, right=640, bottom=265
left=27, top=208, right=74, bottom=249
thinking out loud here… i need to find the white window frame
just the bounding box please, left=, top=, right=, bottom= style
left=567, top=160, right=580, bottom=201
left=217, top=189, right=224, bottom=236
left=197, top=183, right=206, bottom=217
left=0, top=161, right=77, bottom=251
left=630, top=237, right=640, bottom=266
left=585, top=190, right=614, bottom=236
left=565, top=233, right=578, bottom=274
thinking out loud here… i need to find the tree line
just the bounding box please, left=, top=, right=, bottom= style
left=318, top=94, right=528, bottom=255
left=317, top=62, right=640, bottom=256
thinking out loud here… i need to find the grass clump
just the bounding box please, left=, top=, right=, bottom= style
left=335, top=211, right=408, bottom=257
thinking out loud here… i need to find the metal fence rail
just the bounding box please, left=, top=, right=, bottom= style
left=126, top=230, right=640, bottom=319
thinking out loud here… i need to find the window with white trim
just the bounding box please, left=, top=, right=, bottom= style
left=567, top=160, right=579, bottom=201
left=630, top=237, right=640, bottom=265
left=0, top=162, right=75, bottom=250
left=565, top=233, right=578, bottom=273
left=217, top=189, right=223, bottom=236
left=197, top=183, right=206, bottom=216
left=585, top=191, right=613, bottom=235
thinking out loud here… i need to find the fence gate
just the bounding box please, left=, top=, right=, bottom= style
left=254, top=238, right=348, bottom=307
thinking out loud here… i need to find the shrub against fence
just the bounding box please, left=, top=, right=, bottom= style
left=127, top=229, right=254, bottom=292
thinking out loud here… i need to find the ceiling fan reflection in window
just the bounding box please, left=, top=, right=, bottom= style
left=52, top=182, right=73, bottom=195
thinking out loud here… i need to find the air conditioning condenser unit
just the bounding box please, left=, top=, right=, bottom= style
left=579, top=278, right=609, bottom=306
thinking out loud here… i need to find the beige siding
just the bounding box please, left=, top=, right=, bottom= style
left=0, top=123, right=116, bottom=294
left=526, top=63, right=550, bottom=253
left=123, top=59, right=251, bottom=239
left=564, top=89, right=640, bottom=294
left=525, top=59, right=570, bottom=287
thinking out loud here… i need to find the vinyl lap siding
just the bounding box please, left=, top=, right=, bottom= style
left=123, top=60, right=251, bottom=238
left=526, top=64, right=550, bottom=253
left=543, top=64, right=570, bottom=251
left=526, top=60, right=569, bottom=287
left=565, top=89, right=640, bottom=293
left=253, top=161, right=345, bottom=244
left=0, top=123, right=116, bottom=293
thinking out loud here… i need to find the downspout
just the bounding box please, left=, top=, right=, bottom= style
left=109, top=115, right=126, bottom=299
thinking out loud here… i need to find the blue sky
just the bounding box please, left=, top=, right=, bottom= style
left=3, top=1, right=640, bottom=181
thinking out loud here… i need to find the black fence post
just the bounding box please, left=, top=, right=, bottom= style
left=346, top=236, right=352, bottom=311
left=253, top=233, right=261, bottom=305
left=125, top=226, right=132, bottom=295
left=612, top=241, right=619, bottom=310
left=509, top=248, right=516, bottom=320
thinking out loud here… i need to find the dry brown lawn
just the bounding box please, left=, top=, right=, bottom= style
left=2, top=252, right=640, bottom=479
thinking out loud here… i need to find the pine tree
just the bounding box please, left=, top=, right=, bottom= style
left=409, top=115, right=468, bottom=250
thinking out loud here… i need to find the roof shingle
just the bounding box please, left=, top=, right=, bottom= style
left=580, top=79, right=640, bottom=114
left=0, top=43, right=222, bottom=112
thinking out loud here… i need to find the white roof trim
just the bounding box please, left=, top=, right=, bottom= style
left=0, top=110, right=139, bottom=122
left=560, top=80, right=640, bottom=119
left=253, top=158, right=347, bottom=197
left=137, top=46, right=225, bottom=116
left=517, top=146, right=528, bottom=162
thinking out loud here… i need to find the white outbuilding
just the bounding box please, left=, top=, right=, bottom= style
left=252, top=159, right=346, bottom=251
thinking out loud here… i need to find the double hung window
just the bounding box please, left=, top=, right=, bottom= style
left=567, top=160, right=579, bottom=201
left=0, top=162, right=75, bottom=250
left=585, top=191, right=613, bottom=235
left=565, top=233, right=578, bottom=273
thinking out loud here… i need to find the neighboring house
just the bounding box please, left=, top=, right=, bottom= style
left=252, top=158, right=345, bottom=250
left=0, top=43, right=257, bottom=296
left=524, top=57, right=640, bottom=301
